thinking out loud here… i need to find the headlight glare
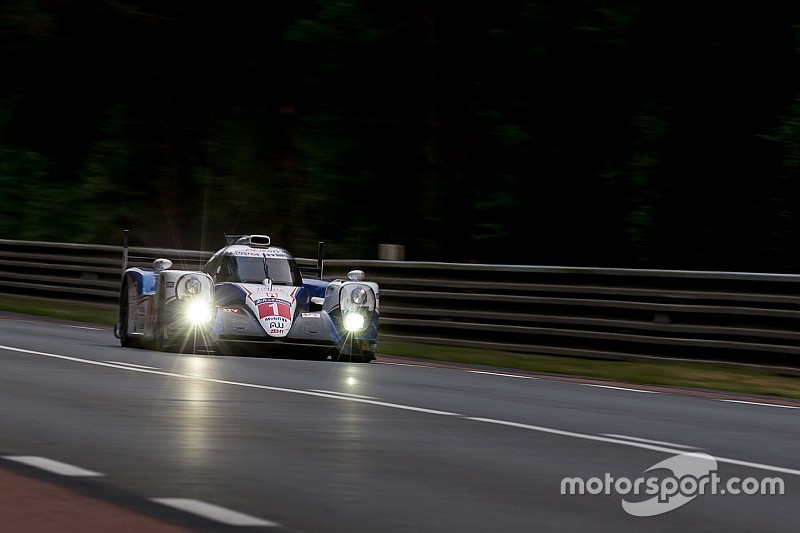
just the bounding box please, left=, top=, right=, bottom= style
left=186, top=301, right=213, bottom=324
left=343, top=313, right=366, bottom=331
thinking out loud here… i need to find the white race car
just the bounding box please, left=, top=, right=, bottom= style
left=114, top=235, right=379, bottom=362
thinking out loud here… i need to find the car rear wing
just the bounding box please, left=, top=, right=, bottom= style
left=299, top=241, right=325, bottom=279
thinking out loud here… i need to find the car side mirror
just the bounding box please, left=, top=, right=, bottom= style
left=153, top=258, right=173, bottom=270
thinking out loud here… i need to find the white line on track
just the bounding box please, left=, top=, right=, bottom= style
left=582, top=384, right=659, bottom=394
left=601, top=434, right=700, bottom=449
left=103, top=361, right=160, bottom=370
left=469, top=371, right=539, bottom=379
left=3, top=456, right=104, bottom=477
left=2, top=452, right=278, bottom=526
left=308, top=389, right=378, bottom=399
left=720, top=399, right=800, bottom=409
left=2, top=343, right=798, bottom=477
left=151, top=498, right=278, bottom=527
left=466, top=417, right=800, bottom=476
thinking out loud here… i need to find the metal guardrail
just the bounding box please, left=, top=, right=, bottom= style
left=3, top=238, right=800, bottom=368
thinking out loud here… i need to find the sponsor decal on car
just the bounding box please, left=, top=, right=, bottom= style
left=253, top=296, right=292, bottom=306
left=230, top=249, right=291, bottom=259
left=257, top=301, right=291, bottom=320
left=248, top=287, right=291, bottom=304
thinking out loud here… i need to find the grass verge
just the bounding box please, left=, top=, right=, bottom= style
left=0, top=295, right=118, bottom=326
left=1, top=295, right=798, bottom=400
left=378, top=341, right=800, bottom=400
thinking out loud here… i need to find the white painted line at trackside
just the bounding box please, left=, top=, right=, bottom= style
left=308, top=389, right=378, bottom=400
left=151, top=498, right=278, bottom=527
left=298, top=390, right=461, bottom=416
left=63, top=325, right=106, bottom=331
left=582, top=384, right=659, bottom=394
left=601, top=434, right=700, bottom=450
left=103, top=361, right=160, bottom=370
left=2, top=343, right=798, bottom=477
left=469, top=371, right=540, bottom=379
left=3, top=456, right=104, bottom=477
left=466, top=417, right=800, bottom=477
left=720, top=399, right=800, bottom=410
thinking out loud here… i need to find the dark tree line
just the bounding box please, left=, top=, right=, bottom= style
left=2, top=1, right=800, bottom=270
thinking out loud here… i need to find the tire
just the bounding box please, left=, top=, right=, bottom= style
left=119, top=283, right=141, bottom=348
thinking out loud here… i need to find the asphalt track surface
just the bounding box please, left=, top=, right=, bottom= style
left=0, top=312, right=798, bottom=532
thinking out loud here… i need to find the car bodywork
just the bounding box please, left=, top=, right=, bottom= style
left=114, top=235, right=379, bottom=362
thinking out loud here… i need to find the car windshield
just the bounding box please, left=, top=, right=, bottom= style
left=217, top=255, right=302, bottom=286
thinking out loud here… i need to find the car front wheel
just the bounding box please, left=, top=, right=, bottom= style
left=118, top=283, right=141, bottom=348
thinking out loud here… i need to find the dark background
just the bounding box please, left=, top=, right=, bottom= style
left=2, top=0, right=800, bottom=270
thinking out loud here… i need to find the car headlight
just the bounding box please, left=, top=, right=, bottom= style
left=185, top=276, right=202, bottom=295
left=339, top=284, right=375, bottom=332
left=343, top=313, right=366, bottom=331
left=186, top=301, right=213, bottom=324
left=350, top=287, right=368, bottom=305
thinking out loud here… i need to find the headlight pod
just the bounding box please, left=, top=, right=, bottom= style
left=340, top=284, right=375, bottom=332
left=175, top=273, right=213, bottom=300
left=185, top=276, right=202, bottom=295
left=340, top=284, right=375, bottom=311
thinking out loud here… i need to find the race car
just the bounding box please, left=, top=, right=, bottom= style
left=114, top=234, right=379, bottom=362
